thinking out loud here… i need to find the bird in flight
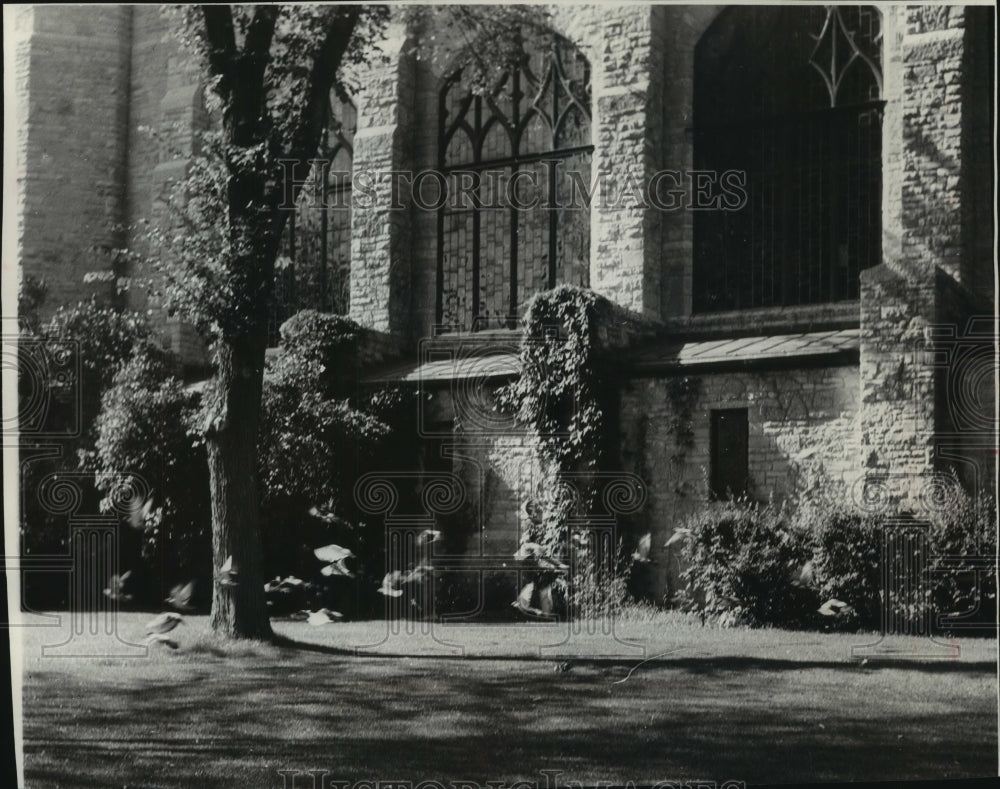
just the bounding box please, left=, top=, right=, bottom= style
left=791, top=560, right=816, bottom=587
left=308, top=506, right=352, bottom=529
left=818, top=598, right=852, bottom=617
left=512, top=581, right=554, bottom=618
left=314, top=544, right=355, bottom=578
left=265, top=575, right=306, bottom=593
left=663, top=528, right=689, bottom=548
left=307, top=608, right=343, bottom=626
left=417, top=529, right=442, bottom=547
left=146, top=611, right=184, bottom=635
left=378, top=571, right=405, bottom=597
left=632, top=533, right=652, bottom=564
left=165, top=581, right=195, bottom=612
left=103, top=571, right=133, bottom=603
left=144, top=633, right=179, bottom=649
left=127, top=493, right=154, bottom=531
left=403, top=564, right=434, bottom=585
left=217, top=556, right=239, bottom=587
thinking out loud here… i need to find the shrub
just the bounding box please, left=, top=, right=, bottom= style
left=257, top=313, right=416, bottom=613
left=675, top=498, right=816, bottom=627
left=808, top=506, right=884, bottom=629
left=43, top=297, right=157, bottom=430
left=928, top=482, right=997, bottom=631
left=276, top=309, right=365, bottom=398
left=93, top=352, right=211, bottom=603
left=18, top=295, right=158, bottom=608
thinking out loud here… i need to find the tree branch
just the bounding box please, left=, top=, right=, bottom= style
left=201, top=5, right=237, bottom=102
left=243, top=5, right=280, bottom=90
left=274, top=7, right=363, bottom=213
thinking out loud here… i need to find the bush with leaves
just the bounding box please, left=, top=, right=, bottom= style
left=674, top=498, right=817, bottom=627
left=18, top=288, right=159, bottom=607
left=797, top=476, right=996, bottom=633
left=500, top=287, right=616, bottom=574
left=806, top=505, right=885, bottom=629
left=93, top=352, right=211, bottom=605
left=43, top=297, right=157, bottom=434
left=256, top=311, right=416, bottom=613
left=927, top=482, right=996, bottom=630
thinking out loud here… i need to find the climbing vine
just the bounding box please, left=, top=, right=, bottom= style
left=665, top=376, right=702, bottom=467
left=501, top=285, right=614, bottom=556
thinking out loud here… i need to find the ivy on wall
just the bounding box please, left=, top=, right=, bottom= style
left=500, top=285, right=616, bottom=556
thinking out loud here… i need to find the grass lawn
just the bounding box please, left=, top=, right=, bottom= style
left=17, top=611, right=998, bottom=788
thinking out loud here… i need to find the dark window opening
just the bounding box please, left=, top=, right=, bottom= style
left=437, top=31, right=592, bottom=333
left=710, top=408, right=749, bottom=499
left=693, top=6, right=883, bottom=312
left=268, top=92, right=355, bottom=346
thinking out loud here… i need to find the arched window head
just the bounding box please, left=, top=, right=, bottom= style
left=437, top=31, right=592, bottom=333
left=269, top=91, right=355, bottom=346
left=693, top=6, right=883, bottom=312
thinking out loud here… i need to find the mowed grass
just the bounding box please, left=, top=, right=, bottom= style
left=18, top=612, right=998, bottom=788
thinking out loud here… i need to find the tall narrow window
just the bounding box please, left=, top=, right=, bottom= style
left=269, top=92, right=355, bottom=345
left=438, top=32, right=592, bottom=332
left=710, top=408, right=749, bottom=499
left=693, top=6, right=883, bottom=312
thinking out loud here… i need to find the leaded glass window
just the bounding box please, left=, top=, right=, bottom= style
left=268, top=93, right=355, bottom=345
left=693, top=6, right=883, bottom=312
left=438, top=32, right=592, bottom=332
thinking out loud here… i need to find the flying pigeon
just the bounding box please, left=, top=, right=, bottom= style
left=417, top=529, right=442, bottom=546
left=314, top=544, right=354, bottom=563
left=818, top=598, right=852, bottom=617
left=307, top=608, right=343, bottom=626
left=266, top=575, right=307, bottom=594
left=320, top=558, right=354, bottom=578
left=632, top=533, right=652, bottom=563
left=144, top=633, right=179, bottom=649
left=512, top=581, right=550, bottom=617
left=378, top=571, right=405, bottom=597
left=217, top=555, right=239, bottom=587
left=314, top=544, right=355, bottom=577
left=103, top=571, right=133, bottom=603
left=664, top=529, right=689, bottom=549
left=308, top=506, right=352, bottom=528
left=792, top=560, right=816, bottom=587
left=404, top=564, right=434, bottom=585
left=146, top=611, right=184, bottom=635
left=165, top=581, right=195, bottom=612
left=127, top=493, right=154, bottom=531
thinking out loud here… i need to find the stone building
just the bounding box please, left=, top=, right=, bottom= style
left=10, top=5, right=996, bottom=599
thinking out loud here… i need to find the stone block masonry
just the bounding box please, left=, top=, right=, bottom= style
left=11, top=6, right=132, bottom=318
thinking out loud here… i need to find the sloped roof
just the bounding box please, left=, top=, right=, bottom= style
left=364, top=328, right=859, bottom=383
left=628, top=328, right=860, bottom=373
left=365, top=351, right=520, bottom=384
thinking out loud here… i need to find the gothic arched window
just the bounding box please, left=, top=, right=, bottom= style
left=269, top=92, right=355, bottom=344
left=438, top=33, right=592, bottom=332
left=693, top=6, right=883, bottom=312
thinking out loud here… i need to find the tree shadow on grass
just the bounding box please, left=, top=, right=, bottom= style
left=271, top=633, right=996, bottom=675
left=23, top=644, right=997, bottom=789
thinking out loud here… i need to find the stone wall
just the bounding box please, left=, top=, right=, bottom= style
left=347, top=22, right=415, bottom=340
left=620, top=363, right=862, bottom=599
left=10, top=6, right=132, bottom=316
left=857, top=4, right=996, bottom=508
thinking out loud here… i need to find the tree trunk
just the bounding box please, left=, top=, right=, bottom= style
left=207, top=328, right=272, bottom=639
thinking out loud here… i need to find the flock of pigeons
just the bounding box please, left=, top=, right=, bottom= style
left=103, top=523, right=854, bottom=651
